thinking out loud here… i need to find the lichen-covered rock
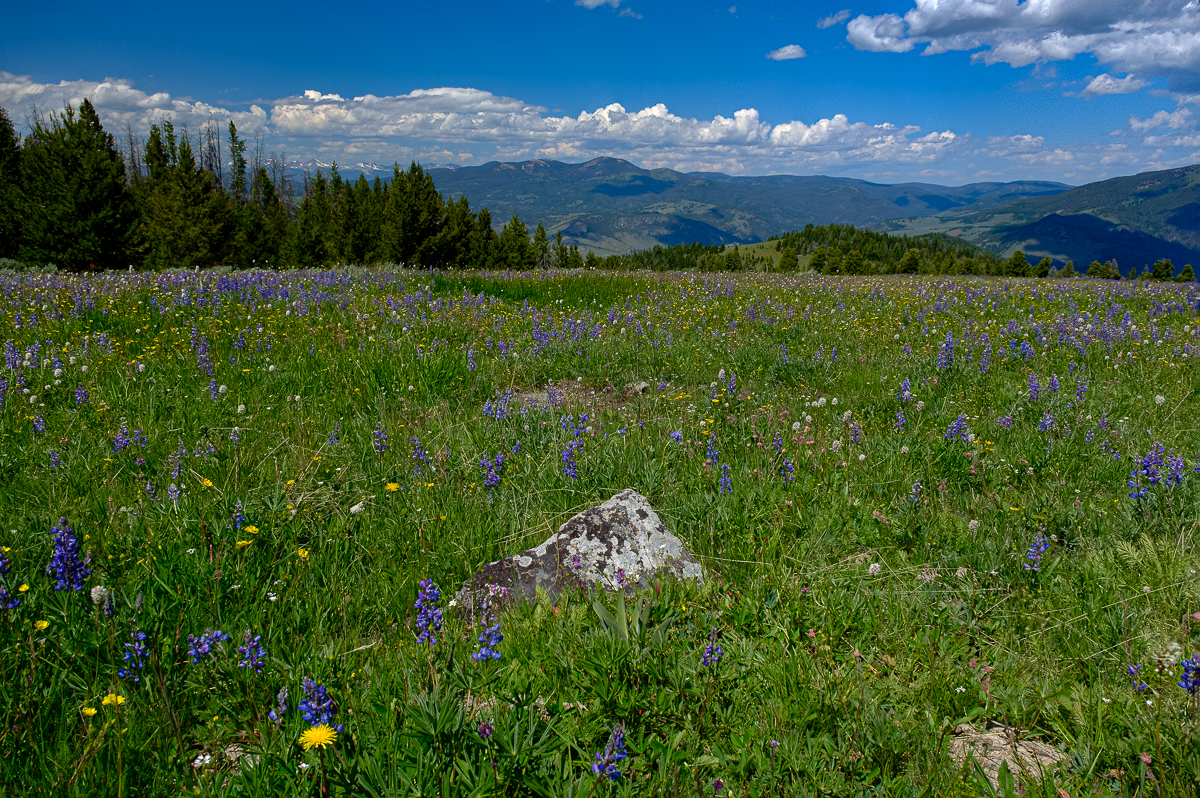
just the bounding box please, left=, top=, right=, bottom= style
left=456, top=489, right=702, bottom=610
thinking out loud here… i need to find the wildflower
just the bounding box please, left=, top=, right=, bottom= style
left=713, top=778, right=725, bottom=795
left=592, top=723, right=628, bottom=781
left=868, top=563, right=882, bottom=577
left=385, top=482, right=399, bottom=492
left=237, top=630, right=267, bottom=673
left=101, top=693, right=125, bottom=707
left=201, top=478, right=214, bottom=488
left=702, top=627, right=724, bottom=667
left=968, top=520, right=980, bottom=533
left=350, top=501, right=365, bottom=515
left=187, top=629, right=230, bottom=663
left=1028, top=372, right=1042, bottom=401
left=373, top=423, right=388, bottom=454
left=298, top=724, right=338, bottom=751
left=299, top=678, right=338, bottom=726
left=718, top=463, right=732, bottom=493
left=944, top=414, right=970, bottom=443
left=791, top=421, right=802, bottom=432
left=937, top=332, right=954, bottom=369
left=1024, top=535, right=1049, bottom=572
left=1179, top=655, right=1200, bottom=695
left=268, top=687, right=289, bottom=723
left=74, top=385, right=87, bottom=404
left=298, top=548, right=309, bottom=560
left=1155, top=394, right=1166, bottom=406
left=81, top=707, right=97, bottom=718
left=118, top=624, right=149, bottom=682
left=897, top=378, right=913, bottom=401
left=477, top=721, right=494, bottom=738
left=561, top=439, right=583, bottom=480
left=46, top=517, right=90, bottom=592
left=414, top=578, right=443, bottom=645
left=1128, top=664, right=1148, bottom=692
left=670, top=430, right=683, bottom=443
left=34, top=619, right=49, bottom=631
left=996, top=414, right=1014, bottom=430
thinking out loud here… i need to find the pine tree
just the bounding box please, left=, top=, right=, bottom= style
left=810, top=246, right=829, bottom=273
left=497, top=213, right=534, bottom=270
left=1151, top=258, right=1174, bottom=281
left=723, top=246, right=742, bottom=272
left=1006, top=250, right=1030, bottom=277
left=19, top=99, right=138, bottom=270
left=898, top=249, right=920, bottom=274
left=778, top=247, right=798, bottom=271
left=227, top=122, right=248, bottom=204
left=1086, top=260, right=1104, bottom=278
left=533, top=223, right=550, bottom=269
left=0, top=107, right=21, bottom=259
left=1035, top=256, right=1052, bottom=278
left=1176, top=263, right=1195, bottom=283
left=138, top=120, right=235, bottom=269
left=470, top=208, right=498, bottom=269
left=1061, top=260, right=1076, bottom=278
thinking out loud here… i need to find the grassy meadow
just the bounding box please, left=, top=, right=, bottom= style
left=1, top=267, right=1199, bottom=796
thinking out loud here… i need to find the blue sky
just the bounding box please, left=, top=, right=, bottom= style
left=4, top=0, right=1199, bottom=184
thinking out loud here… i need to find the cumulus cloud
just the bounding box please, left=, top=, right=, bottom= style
left=817, top=9, right=850, bottom=29
left=0, top=71, right=268, bottom=134
left=0, top=70, right=1187, bottom=179
left=846, top=0, right=1200, bottom=94
left=766, top=44, right=807, bottom=61
left=1129, top=108, right=1193, bottom=132
left=1081, top=73, right=1148, bottom=97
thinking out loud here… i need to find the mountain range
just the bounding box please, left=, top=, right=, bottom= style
left=423, top=157, right=1200, bottom=270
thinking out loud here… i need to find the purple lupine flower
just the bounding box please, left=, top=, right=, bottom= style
left=1129, top=443, right=1167, bottom=499
left=1037, top=412, right=1056, bottom=433
left=944, top=414, right=970, bottom=443
left=0, top=546, right=20, bottom=609
left=186, top=629, right=230, bottom=663
left=477, top=722, right=494, bottom=739
left=1024, top=535, right=1049, bottom=572
left=909, top=480, right=922, bottom=505
left=46, top=517, right=90, bottom=591
left=414, top=579, right=443, bottom=645
left=1075, top=384, right=1087, bottom=401
left=561, top=439, right=583, bottom=479
left=327, top=420, right=340, bottom=447
left=372, top=423, right=388, bottom=455
left=237, top=630, right=266, bottom=673
left=467, top=347, right=476, bottom=372
left=1128, top=663, right=1148, bottom=692
left=117, top=624, right=149, bottom=682
left=719, top=463, right=732, bottom=494
left=1047, top=374, right=1059, bottom=394
left=897, top=378, right=913, bottom=402
left=299, top=677, right=338, bottom=726
left=48, top=450, right=61, bottom=468
left=112, top=425, right=132, bottom=453
left=268, top=687, right=289, bottom=723
left=410, top=436, right=431, bottom=474
left=669, top=430, right=682, bottom=444
left=894, top=409, right=906, bottom=432
left=1027, top=372, right=1042, bottom=402
left=996, top=414, right=1014, bottom=430
left=702, top=627, right=724, bottom=667
left=937, top=332, right=954, bottom=369
left=592, top=723, right=628, bottom=781
left=1020, top=340, right=1035, bottom=360
left=1179, top=655, right=1200, bottom=695
left=209, top=379, right=220, bottom=401
left=772, top=432, right=783, bottom=453
left=978, top=334, right=991, bottom=373
left=472, top=585, right=505, bottom=662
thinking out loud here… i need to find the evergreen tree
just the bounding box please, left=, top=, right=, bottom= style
left=0, top=107, right=21, bottom=259
left=291, top=171, right=333, bottom=268
left=897, top=249, right=920, bottom=274
left=1151, top=258, right=1174, bottom=281
left=1035, top=256, right=1052, bottom=278
left=19, top=99, right=138, bottom=270
left=1176, top=263, right=1195, bottom=283
left=843, top=248, right=864, bottom=275
left=470, top=207, right=498, bottom=269
left=1086, top=260, right=1104, bottom=278
left=227, top=122, right=248, bottom=204
left=778, top=247, right=798, bottom=271
left=139, top=119, right=235, bottom=269
left=533, top=223, right=550, bottom=269
left=1006, top=250, right=1030, bottom=277
left=236, top=167, right=288, bottom=268
left=723, top=246, right=742, bottom=272
left=497, top=213, right=534, bottom=270
left=380, top=161, right=445, bottom=266
left=809, top=246, right=828, bottom=273
left=1061, top=260, right=1076, bottom=278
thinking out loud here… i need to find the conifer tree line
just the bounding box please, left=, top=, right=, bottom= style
left=770, top=223, right=1195, bottom=281
left=0, top=101, right=585, bottom=272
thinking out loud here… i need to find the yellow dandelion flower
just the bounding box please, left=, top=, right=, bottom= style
left=201, top=478, right=214, bottom=488
left=18, top=583, right=28, bottom=592
left=244, top=525, right=259, bottom=534
left=298, top=548, right=309, bottom=560
left=236, top=540, right=253, bottom=549
left=101, top=693, right=125, bottom=706
left=299, top=724, right=337, bottom=751
left=34, top=620, right=49, bottom=631
left=81, top=707, right=97, bottom=717
left=385, top=483, right=399, bottom=492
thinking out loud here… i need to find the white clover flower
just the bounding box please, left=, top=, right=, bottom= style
left=237, top=404, right=246, bottom=414
left=830, top=439, right=842, bottom=453
left=915, top=401, right=924, bottom=412
left=1155, top=395, right=1165, bottom=405
left=53, top=368, right=62, bottom=378
left=69, top=356, right=76, bottom=364
left=805, top=414, right=812, bottom=424
left=968, top=520, right=980, bottom=533
left=868, top=563, right=882, bottom=576
left=268, top=365, right=275, bottom=372
left=858, top=454, right=866, bottom=462
left=831, top=398, right=838, bottom=406
left=90, top=586, right=109, bottom=605
left=718, top=368, right=726, bottom=380
left=792, top=421, right=802, bottom=432
left=218, top=384, right=228, bottom=395
left=842, top=410, right=852, bottom=423
left=350, top=501, right=365, bottom=515
left=81, top=366, right=88, bottom=373
left=901, top=445, right=910, bottom=454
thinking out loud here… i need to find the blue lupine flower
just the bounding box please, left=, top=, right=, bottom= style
left=1128, top=663, right=1148, bottom=693
left=237, top=630, right=267, bottom=673
left=299, top=677, right=338, bottom=726
left=1179, top=655, right=1200, bottom=695
left=937, top=333, right=954, bottom=369
left=1020, top=340, right=1035, bottom=360
left=702, top=627, right=724, bottom=667
left=187, top=629, right=230, bottom=663
left=118, top=624, right=149, bottom=682
left=372, top=423, right=388, bottom=454
left=267, top=687, right=289, bottom=724
left=1028, top=372, right=1042, bottom=401
left=0, top=546, right=20, bottom=609
left=897, top=378, right=913, bottom=402
left=1024, top=535, right=1049, bottom=572
left=669, top=430, right=682, bottom=444
left=414, top=579, right=443, bottom=645
left=592, top=723, right=628, bottom=781
left=944, top=414, right=970, bottom=443
left=996, top=414, right=1014, bottom=430
left=894, top=409, right=906, bottom=432
left=46, top=517, right=90, bottom=592
left=561, top=439, right=583, bottom=479
left=718, top=463, right=732, bottom=494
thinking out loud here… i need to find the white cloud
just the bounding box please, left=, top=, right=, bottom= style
left=575, top=0, right=618, bottom=7
left=846, top=0, right=1200, bottom=94
left=1129, top=108, right=1193, bottom=132
left=0, top=71, right=267, bottom=134
left=766, top=44, right=807, bottom=61
left=1081, top=73, right=1147, bottom=97
left=817, top=9, right=850, bottom=29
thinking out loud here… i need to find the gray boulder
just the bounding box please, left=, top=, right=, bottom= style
left=456, top=489, right=703, bottom=611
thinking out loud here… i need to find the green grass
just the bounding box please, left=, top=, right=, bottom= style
left=1, top=268, right=1199, bottom=796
